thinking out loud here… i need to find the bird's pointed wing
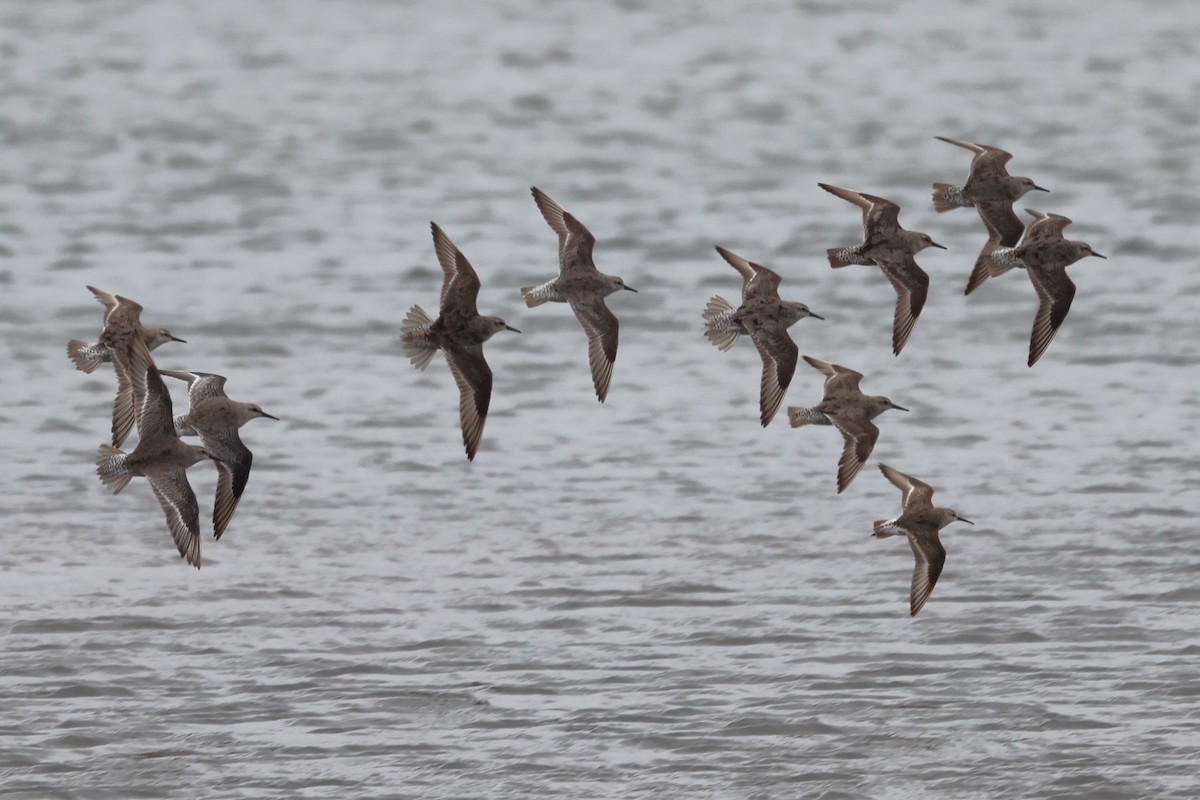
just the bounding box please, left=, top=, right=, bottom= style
left=108, top=348, right=162, bottom=447
left=160, top=370, right=229, bottom=405
left=968, top=146, right=1014, bottom=178
left=443, top=344, right=493, bottom=461
left=87, top=285, right=120, bottom=319
left=965, top=240, right=999, bottom=296
left=203, top=430, right=253, bottom=540
left=934, top=135, right=990, bottom=156
left=532, top=187, right=597, bottom=273
left=908, top=528, right=947, bottom=617
left=802, top=354, right=864, bottom=396
left=432, top=222, right=481, bottom=315
left=137, top=366, right=178, bottom=441
left=936, top=136, right=1013, bottom=174
left=1026, top=267, right=1077, bottom=367
left=108, top=362, right=140, bottom=448
left=752, top=330, right=798, bottom=427
left=818, top=183, right=901, bottom=239
left=828, top=415, right=880, bottom=493
left=964, top=201, right=1024, bottom=295
left=877, top=256, right=929, bottom=355
left=975, top=201, right=1025, bottom=247
left=87, top=285, right=143, bottom=327
left=1021, top=209, right=1073, bottom=245
left=878, top=463, right=936, bottom=510
left=100, top=304, right=156, bottom=446
left=570, top=298, right=619, bottom=403
left=147, top=467, right=202, bottom=569
left=715, top=246, right=782, bottom=300
left=858, top=192, right=902, bottom=237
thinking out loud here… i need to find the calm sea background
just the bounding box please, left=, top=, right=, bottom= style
left=2, top=1, right=1198, bottom=798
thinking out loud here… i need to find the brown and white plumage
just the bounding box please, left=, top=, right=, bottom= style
left=1019, top=209, right=1075, bottom=246
left=982, top=209, right=1107, bottom=366
left=95, top=366, right=212, bottom=568
left=67, top=331, right=183, bottom=375
left=703, top=246, right=822, bottom=426
left=963, top=198, right=1028, bottom=295
left=872, top=464, right=974, bottom=617
left=932, top=137, right=1048, bottom=295
left=523, top=187, right=636, bottom=402
left=787, top=356, right=907, bottom=493
left=818, top=184, right=943, bottom=355
left=67, top=286, right=184, bottom=377
left=819, top=183, right=906, bottom=245
left=935, top=137, right=1020, bottom=199
left=160, top=370, right=278, bottom=539
left=979, top=208, right=1074, bottom=281
left=1023, top=233, right=1107, bottom=368
left=87, top=286, right=163, bottom=447
left=530, top=186, right=596, bottom=274
left=933, top=137, right=1046, bottom=209
left=400, top=223, right=519, bottom=461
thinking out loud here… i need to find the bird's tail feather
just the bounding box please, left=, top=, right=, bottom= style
left=399, top=306, right=439, bottom=370
left=827, top=246, right=871, bottom=268
left=932, top=182, right=970, bottom=213
left=96, top=443, right=133, bottom=494
left=67, top=340, right=104, bottom=373
left=873, top=518, right=900, bottom=538
left=787, top=406, right=829, bottom=428
left=701, top=296, right=740, bottom=351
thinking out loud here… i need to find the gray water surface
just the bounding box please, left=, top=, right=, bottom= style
left=3, top=1, right=1199, bottom=798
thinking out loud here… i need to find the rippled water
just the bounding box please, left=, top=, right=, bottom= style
left=3, top=1, right=1199, bottom=797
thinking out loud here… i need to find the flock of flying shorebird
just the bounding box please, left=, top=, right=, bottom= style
left=69, top=136, right=1105, bottom=615
left=68, top=288, right=277, bottom=569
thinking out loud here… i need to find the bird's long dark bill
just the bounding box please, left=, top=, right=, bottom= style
left=810, top=313, right=825, bottom=320
left=960, top=517, right=975, bottom=525
left=624, top=286, right=638, bottom=292
left=893, top=404, right=910, bottom=412
left=1033, top=185, right=1050, bottom=192
left=506, top=325, right=522, bottom=333
left=263, top=412, right=281, bottom=421
left=170, top=335, right=188, bottom=342
left=1092, top=253, right=1107, bottom=259
left=930, top=242, right=948, bottom=250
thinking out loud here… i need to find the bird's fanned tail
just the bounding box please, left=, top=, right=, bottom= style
left=399, top=306, right=439, bottom=370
